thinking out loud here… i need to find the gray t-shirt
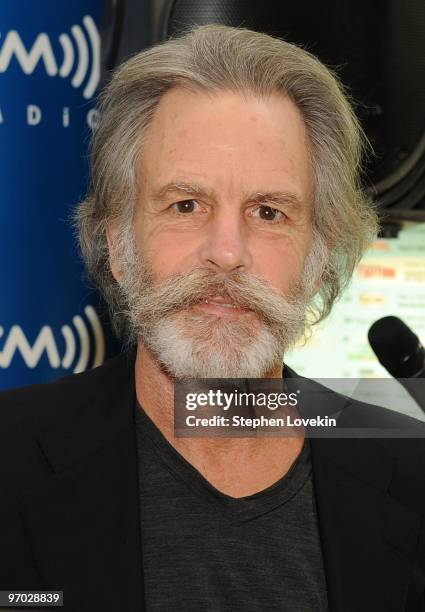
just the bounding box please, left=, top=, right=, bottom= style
left=135, top=402, right=329, bottom=611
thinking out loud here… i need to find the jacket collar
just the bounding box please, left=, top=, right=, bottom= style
left=23, top=352, right=421, bottom=612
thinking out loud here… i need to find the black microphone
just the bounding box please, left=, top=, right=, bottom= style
left=368, top=316, right=425, bottom=411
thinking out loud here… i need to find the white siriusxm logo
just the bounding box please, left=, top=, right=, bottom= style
left=0, top=15, right=100, bottom=99
left=0, top=306, right=105, bottom=373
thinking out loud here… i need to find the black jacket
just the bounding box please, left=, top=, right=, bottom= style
left=1, top=351, right=425, bottom=611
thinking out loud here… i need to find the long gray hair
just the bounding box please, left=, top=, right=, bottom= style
left=75, top=24, right=379, bottom=338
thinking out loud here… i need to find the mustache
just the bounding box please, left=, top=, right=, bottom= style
left=122, top=265, right=308, bottom=328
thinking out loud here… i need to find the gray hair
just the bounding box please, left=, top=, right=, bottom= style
left=76, top=24, right=379, bottom=338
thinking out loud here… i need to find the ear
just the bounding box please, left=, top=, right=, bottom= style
left=106, top=222, right=124, bottom=283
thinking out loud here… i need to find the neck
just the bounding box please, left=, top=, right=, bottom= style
left=134, top=340, right=285, bottom=438
left=134, top=342, right=175, bottom=441
left=134, top=340, right=304, bottom=497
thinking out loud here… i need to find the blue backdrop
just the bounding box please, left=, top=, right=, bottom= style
left=0, top=0, right=117, bottom=391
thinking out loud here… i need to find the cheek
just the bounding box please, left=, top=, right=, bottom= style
left=140, top=228, right=201, bottom=281
left=253, top=239, right=309, bottom=291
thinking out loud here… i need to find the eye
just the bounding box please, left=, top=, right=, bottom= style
left=171, top=199, right=200, bottom=214
left=252, top=205, right=286, bottom=224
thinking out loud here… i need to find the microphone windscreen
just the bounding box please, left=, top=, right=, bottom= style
left=368, top=316, right=424, bottom=377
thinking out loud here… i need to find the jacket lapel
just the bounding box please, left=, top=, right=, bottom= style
left=19, top=352, right=144, bottom=611
left=310, top=435, right=421, bottom=612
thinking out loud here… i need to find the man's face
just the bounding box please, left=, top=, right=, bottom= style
left=112, top=87, right=317, bottom=379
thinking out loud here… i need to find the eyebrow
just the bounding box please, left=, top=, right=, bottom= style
left=152, top=182, right=212, bottom=202
left=249, top=191, right=303, bottom=210
left=151, top=181, right=304, bottom=209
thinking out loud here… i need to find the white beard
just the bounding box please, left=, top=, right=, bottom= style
left=143, top=309, right=288, bottom=379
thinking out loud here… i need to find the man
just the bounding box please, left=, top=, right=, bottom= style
left=1, top=24, right=425, bottom=612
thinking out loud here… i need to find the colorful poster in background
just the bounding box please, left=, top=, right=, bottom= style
left=287, top=221, right=425, bottom=418
left=0, top=1, right=118, bottom=391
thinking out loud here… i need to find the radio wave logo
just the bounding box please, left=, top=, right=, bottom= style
left=0, top=306, right=105, bottom=373
left=0, top=15, right=100, bottom=99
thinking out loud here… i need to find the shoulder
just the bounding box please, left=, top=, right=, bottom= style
left=0, top=350, right=136, bottom=500
left=0, top=350, right=135, bottom=438
left=311, top=388, right=425, bottom=506
left=286, top=366, right=425, bottom=435
left=286, top=367, right=425, bottom=466
left=348, top=394, right=425, bottom=461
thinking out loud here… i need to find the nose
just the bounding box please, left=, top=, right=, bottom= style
left=198, top=204, right=252, bottom=273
